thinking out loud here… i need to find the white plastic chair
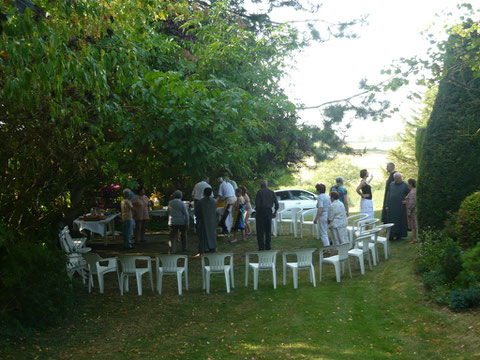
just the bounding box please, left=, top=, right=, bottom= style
left=65, top=254, right=88, bottom=283
left=59, top=226, right=91, bottom=254
left=271, top=202, right=285, bottom=237
left=348, top=235, right=373, bottom=275
left=201, top=253, right=234, bottom=294
left=83, top=253, right=119, bottom=293
left=282, top=249, right=316, bottom=289
left=319, top=243, right=352, bottom=283
left=374, top=223, right=394, bottom=260
left=356, top=228, right=381, bottom=266
left=245, top=251, right=278, bottom=290
left=299, top=208, right=318, bottom=239
left=277, top=207, right=303, bottom=237
left=156, top=255, right=188, bottom=295
left=346, top=214, right=368, bottom=242
left=118, top=256, right=154, bottom=296
left=354, top=218, right=379, bottom=240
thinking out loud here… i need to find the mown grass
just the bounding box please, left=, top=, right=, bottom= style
left=2, top=220, right=480, bottom=359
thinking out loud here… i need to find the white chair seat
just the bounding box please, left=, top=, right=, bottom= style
left=83, top=253, right=119, bottom=293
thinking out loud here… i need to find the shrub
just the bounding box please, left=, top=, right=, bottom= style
left=0, top=224, right=77, bottom=336
left=456, top=191, right=480, bottom=249
left=449, top=287, right=480, bottom=311
left=415, top=230, right=445, bottom=274
left=438, top=237, right=463, bottom=283
left=462, top=242, right=480, bottom=282
left=422, top=269, right=446, bottom=290
left=442, top=211, right=459, bottom=240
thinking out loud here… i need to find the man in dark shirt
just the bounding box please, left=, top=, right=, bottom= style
left=254, top=180, right=279, bottom=250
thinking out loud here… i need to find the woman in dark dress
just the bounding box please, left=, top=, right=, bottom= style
left=356, top=169, right=374, bottom=219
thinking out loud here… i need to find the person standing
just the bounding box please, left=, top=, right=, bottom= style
left=314, top=183, right=330, bottom=246
left=404, top=178, right=418, bottom=244
left=231, top=188, right=246, bottom=243
left=192, top=177, right=213, bottom=208
left=357, top=169, right=374, bottom=219
left=195, top=187, right=217, bottom=254
left=132, top=187, right=149, bottom=243
left=121, top=189, right=134, bottom=249
left=240, top=185, right=253, bottom=235
left=386, top=172, right=410, bottom=240
left=167, top=190, right=190, bottom=253
left=255, top=180, right=279, bottom=250
left=192, top=177, right=213, bottom=232
left=217, top=177, right=236, bottom=234
left=225, top=176, right=238, bottom=190
left=382, top=162, right=396, bottom=223
left=330, top=176, right=350, bottom=216
left=328, top=191, right=348, bottom=245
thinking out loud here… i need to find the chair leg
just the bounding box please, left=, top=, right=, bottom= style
left=136, top=273, right=143, bottom=296
left=125, top=276, right=130, bottom=292
left=98, top=273, right=105, bottom=294
left=253, top=268, right=258, bottom=291
left=371, top=248, right=377, bottom=266
left=319, top=262, right=323, bottom=282
left=283, top=261, right=287, bottom=285
left=202, top=268, right=206, bottom=290
left=358, top=254, right=365, bottom=275
left=245, top=264, right=249, bottom=287
left=177, top=273, right=182, bottom=295
left=88, top=272, right=93, bottom=293
left=292, top=268, right=298, bottom=289
left=150, top=271, right=154, bottom=292
left=333, top=263, right=341, bottom=283
left=120, top=275, right=125, bottom=296
left=310, top=265, right=316, bottom=287
left=184, top=269, right=189, bottom=291
left=347, top=259, right=352, bottom=279
left=225, top=269, right=231, bottom=293
left=272, top=266, right=277, bottom=289
left=367, top=253, right=373, bottom=271
left=157, top=272, right=163, bottom=295
left=231, top=267, right=235, bottom=289
left=206, top=270, right=211, bottom=294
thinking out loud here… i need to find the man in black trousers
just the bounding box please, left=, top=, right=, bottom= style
left=254, top=180, right=279, bottom=250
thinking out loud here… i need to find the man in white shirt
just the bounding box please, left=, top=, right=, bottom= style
left=192, top=177, right=213, bottom=203
left=217, top=177, right=236, bottom=234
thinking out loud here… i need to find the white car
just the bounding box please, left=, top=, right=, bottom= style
left=274, top=189, right=317, bottom=211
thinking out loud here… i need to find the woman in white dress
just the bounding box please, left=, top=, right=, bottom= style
left=356, top=169, right=374, bottom=219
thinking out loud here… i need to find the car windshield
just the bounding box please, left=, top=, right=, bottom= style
left=291, top=190, right=315, bottom=201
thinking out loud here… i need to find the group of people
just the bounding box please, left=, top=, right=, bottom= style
left=303, top=162, right=418, bottom=248
left=120, top=161, right=418, bottom=252
left=121, top=187, right=150, bottom=249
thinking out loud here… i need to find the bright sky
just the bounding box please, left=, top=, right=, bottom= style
left=251, top=0, right=469, bottom=141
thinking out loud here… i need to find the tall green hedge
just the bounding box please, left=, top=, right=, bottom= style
left=417, top=32, right=480, bottom=230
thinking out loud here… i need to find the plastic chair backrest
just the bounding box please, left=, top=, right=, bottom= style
left=301, top=208, right=316, bottom=221
left=295, top=249, right=315, bottom=267
left=337, top=243, right=350, bottom=260
left=83, top=253, right=102, bottom=269
left=376, top=223, right=394, bottom=238
left=347, top=213, right=368, bottom=226
left=358, top=218, right=379, bottom=232
left=369, top=228, right=381, bottom=243
left=158, top=255, right=186, bottom=272
left=356, top=234, right=371, bottom=254
left=256, top=251, right=278, bottom=269
left=119, top=256, right=150, bottom=274
left=203, top=253, right=231, bottom=272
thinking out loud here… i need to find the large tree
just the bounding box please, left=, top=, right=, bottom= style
left=0, top=0, right=351, bottom=235
left=417, top=24, right=480, bottom=229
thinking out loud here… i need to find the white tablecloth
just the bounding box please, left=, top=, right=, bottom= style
left=73, top=213, right=119, bottom=246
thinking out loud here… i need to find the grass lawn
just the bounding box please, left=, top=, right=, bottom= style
left=2, top=217, right=480, bottom=359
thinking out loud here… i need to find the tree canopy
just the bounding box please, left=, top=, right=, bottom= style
left=0, top=0, right=355, bottom=235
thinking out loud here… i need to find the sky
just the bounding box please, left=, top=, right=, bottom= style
left=249, top=0, right=471, bottom=141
